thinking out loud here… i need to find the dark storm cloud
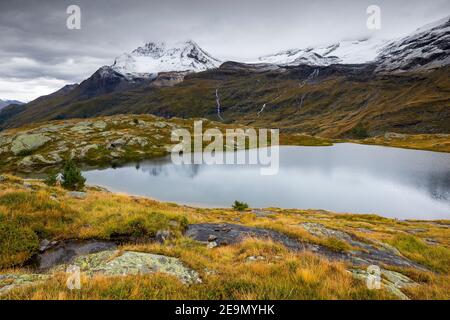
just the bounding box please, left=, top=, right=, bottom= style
left=0, top=0, right=449, bottom=100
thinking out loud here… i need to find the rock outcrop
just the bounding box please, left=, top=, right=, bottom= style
left=10, top=133, right=51, bottom=155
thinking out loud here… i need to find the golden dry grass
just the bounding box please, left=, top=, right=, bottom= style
left=0, top=175, right=449, bottom=300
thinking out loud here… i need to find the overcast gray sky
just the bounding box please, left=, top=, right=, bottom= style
left=0, top=0, right=449, bottom=101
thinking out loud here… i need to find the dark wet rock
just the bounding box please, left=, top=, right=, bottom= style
left=187, top=223, right=427, bottom=271
left=186, top=223, right=306, bottom=251
left=301, top=223, right=427, bottom=270
left=32, top=240, right=117, bottom=270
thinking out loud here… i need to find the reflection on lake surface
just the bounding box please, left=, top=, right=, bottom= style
left=83, top=144, right=450, bottom=220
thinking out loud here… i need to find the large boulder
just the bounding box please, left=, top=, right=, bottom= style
left=70, top=250, right=202, bottom=284
left=10, top=134, right=51, bottom=155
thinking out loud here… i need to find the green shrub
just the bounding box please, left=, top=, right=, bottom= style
left=44, top=173, right=58, bottom=186
left=61, top=160, right=86, bottom=191
left=232, top=200, right=249, bottom=211
left=349, top=123, right=369, bottom=139
left=0, top=217, right=39, bottom=268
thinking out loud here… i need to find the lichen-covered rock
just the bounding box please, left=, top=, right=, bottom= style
left=0, top=274, right=50, bottom=295
left=128, top=136, right=148, bottom=147
left=70, top=124, right=93, bottom=134
left=301, top=222, right=353, bottom=242
left=0, top=135, right=12, bottom=147
left=384, top=132, right=407, bottom=140
left=67, top=191, right=87, bottom=199
left=10, top=133, right=51, bottom=155
left=70, top=250, right=201, bottom=284
left=153, top=121, right=168, bottom=128
left=80, top=144, right=99, bottom=158
left=92, top=121, right=107, bottom=130
left=349, top=268, right=417, bottom=300
left=18, top=154, right=59, bottom=167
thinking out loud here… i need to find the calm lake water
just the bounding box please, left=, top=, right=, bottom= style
left=83, top=144, right=450, bottom=220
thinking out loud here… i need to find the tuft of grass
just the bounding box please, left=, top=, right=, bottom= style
left=321, top=237, right=351, bottom=252
left=44, top=173, right=57, bottom=187
left=390, top=234, right=450, bottom=273
left=0, top=217, right=39, bottom=268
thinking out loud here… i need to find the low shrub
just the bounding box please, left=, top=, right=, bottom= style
left=61, top=160, right=86, bottom=191
left=232, top=200, right=249, bottom=211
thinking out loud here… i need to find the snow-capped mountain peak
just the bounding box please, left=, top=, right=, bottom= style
left=111, top=40, right=221, bottom=78
left=258, top=37, right=389, bottom=66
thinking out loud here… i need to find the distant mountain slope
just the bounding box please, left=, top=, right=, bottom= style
left=2, top=62, right=449, bottom=137
left=0, top=99, right=24, bottom=110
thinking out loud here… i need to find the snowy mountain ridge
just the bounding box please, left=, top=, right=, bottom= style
left=111, top=40, right=222, bottom=79
left=258, top=15, right=450, bottom=72
left=375, top=16, right=450, bottom=72
left=258, top=37, right=389, bottom=66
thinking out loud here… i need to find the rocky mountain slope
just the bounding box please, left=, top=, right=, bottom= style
left=2, top=62, right=448, bottom=137
left=1, top=18, right=449, bottom=136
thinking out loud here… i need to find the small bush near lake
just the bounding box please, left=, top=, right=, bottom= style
left=61, top=160, right=86, bottom=191
left=232, top=200, right=249, bottom=211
